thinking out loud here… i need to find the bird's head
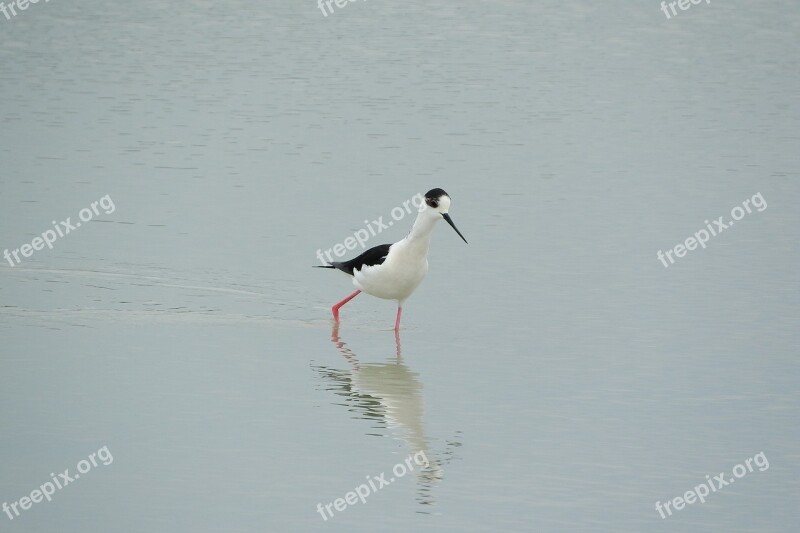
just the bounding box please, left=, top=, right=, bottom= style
left=424, top=188, right=467, bottom=244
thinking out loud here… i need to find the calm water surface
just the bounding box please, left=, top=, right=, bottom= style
left=1, top=1, right=798, bottom=531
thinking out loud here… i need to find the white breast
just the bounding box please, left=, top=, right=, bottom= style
left=352, top=242, right=429, bottom=302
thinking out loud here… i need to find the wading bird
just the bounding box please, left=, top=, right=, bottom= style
left=316, top=188, right=467, bottom=330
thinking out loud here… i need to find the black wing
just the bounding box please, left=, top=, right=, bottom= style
left=329, top=243, right=392, bottom=276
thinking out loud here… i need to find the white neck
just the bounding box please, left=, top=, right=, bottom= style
left=403, top=208, right=440, bottom=252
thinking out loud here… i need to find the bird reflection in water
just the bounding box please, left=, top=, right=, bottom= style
left=313, top=324, right=461, bottom=510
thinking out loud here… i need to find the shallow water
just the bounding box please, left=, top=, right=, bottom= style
left=1, top=0, right=799, bottom=531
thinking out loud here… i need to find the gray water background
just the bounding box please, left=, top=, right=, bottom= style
left=1, top=0, right=798, bottom=531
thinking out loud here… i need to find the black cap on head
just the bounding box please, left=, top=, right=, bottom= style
left=425, top=188, right=449, bottom=208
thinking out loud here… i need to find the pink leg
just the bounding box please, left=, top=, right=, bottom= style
left=332, top=290, right=361, bottom=321
left=394, top=327, right=402, bottom=358
left=394, top=305, right=403, bottom=331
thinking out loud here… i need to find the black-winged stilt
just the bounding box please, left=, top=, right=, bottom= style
left=316, top=188, right=467, bottom=330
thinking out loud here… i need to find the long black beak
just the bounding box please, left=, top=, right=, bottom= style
left=442, top=213, right=468, bottom=243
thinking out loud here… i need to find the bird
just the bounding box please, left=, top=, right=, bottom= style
left=315, top=188, right=467, bottom=331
